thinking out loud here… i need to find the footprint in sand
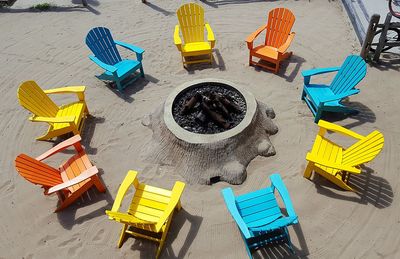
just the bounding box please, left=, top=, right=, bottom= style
left=0, top=180, right=15, bottom=195
left=37, top=234, right=57, bottom=246
left=92, top=229, right=105, bottom=243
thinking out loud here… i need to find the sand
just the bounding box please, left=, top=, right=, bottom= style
left=1, top=0, right=400, bottom=258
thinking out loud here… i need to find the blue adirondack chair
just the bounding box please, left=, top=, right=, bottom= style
left=86, top=27, right=144, bottom=92
left=301, top=55, right=367, bottom=122
left=221, top=174, right=298, bottom=258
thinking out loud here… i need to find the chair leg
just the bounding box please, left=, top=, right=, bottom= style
left=303, top=162, right=314, bottom=179
left=92, top=175, right=106, bottom=193
left=176, top=200, right=182, bottom=211
left=54, top=190, right=84, bottom=212
left=249, top=54, right=252, bottom=66
left=115, top=80, right=123, bottom=92
left=240, top=232, right=253, bottom=259
left=140, top=66, right=145, bottom=78
left=284, top=227, right=295, bottom=254
left=314, top=109, right=323, bottom=123
left=118, top=224, right=128, bottom=248
left=301, top=89, right=306, bottom=101
left=274, top=62, right=280, bottom=74
left=155, top=213, right=174, bottom=259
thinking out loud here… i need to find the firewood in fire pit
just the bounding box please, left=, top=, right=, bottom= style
left=201, top=102, right=230, bottom=129
left=195, top=111, right=208, bottom=124
left=218, top=94, right=241, bottom=113
left=181, top=93, right=202, bottom=115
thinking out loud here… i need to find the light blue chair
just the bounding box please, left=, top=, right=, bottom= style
left=86, top=27, right=144, bottom=92
left=221, top=174, right=298, bottom=258
left=301, top=55, right=367, bottom=122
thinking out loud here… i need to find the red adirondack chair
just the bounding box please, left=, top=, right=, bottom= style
left=246, top=8, right=296, bottom=73
left=15, top=135, right=106, bottom=212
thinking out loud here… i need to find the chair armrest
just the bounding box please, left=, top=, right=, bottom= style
left=108, top=170, right=140, bottom=219
left=29, top=116, right=76, bottom=123
left=269, top=174, right=298, bottom=223
left=205, top=23, right=215, bottom=48
left=319, top=89, right=360, bottom=103
left=155, top=181, right=185, bottom=232
left=278, top=32, right=295, bottom=54
left=44, top=86, right=86, bottom=102
left=306, top=153, right=361, bottom=173
left=36, top=135, right=82, bottom=161
left=302, top=66, right=341, bottom=85
left=89, top=55, right=117, bottom=73
left=317, top=120, right=365, bottom=140
left=106, top=211, right=156, bottom=225
left=114, top=40, right=144, bottom=61
left=174, top=25, right=182, bottom=51
left=221, top=188, right=252, bottom=239
left=48, top=166, right=98, bottom=194
left=246, top=24, right=267, bottom=50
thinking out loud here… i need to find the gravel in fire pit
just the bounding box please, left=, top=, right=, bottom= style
left=172, top=82, right=247, bottom=134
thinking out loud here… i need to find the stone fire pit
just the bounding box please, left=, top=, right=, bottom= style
left=142, top=79, right=278, bottom=185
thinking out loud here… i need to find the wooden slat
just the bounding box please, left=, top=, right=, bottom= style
left=238, top=199, right=280, bottom=217
left=131, top=196, right=169, bottom=211
left=236, top=192, right=276, bottom=210
left=134, top=189, right=171, bottom=204
left=137, top=183, right=172, bottom=197
left=242, top=206, right=282, bottom=224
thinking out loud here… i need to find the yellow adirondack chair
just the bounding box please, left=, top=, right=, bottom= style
left=17, top=80, right=89, bottom=141
left=106, top=170, right=185, bottom=259
left=174, top=3, right=215, bottom=66
left=304, top=120, right=384, bottom=191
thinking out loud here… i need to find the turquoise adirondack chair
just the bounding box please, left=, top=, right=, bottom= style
left=221, top=174, right=298, bottom=258
left=86, top=27, right=145, bottom=92
left=301, top=55, right=367, bottom=122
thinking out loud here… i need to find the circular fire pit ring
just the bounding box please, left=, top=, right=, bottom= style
left=164, top=79, right=257, bottom=144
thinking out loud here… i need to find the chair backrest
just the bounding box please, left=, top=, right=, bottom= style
left=342, top=130, right=384, bottom=167
left=330, top=55, right=367, bottom=95
left=15, top=154, right=63, bottom=188
left=86, top=27, right=122, bottom=66
left=265, top=8, right=295, bottom=48
left=18, top=81, right=59, bottom=118
left=177, top=3, right=205, bottom=44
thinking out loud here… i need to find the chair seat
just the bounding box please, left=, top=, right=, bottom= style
left=304, top=84, right=341, bottom=107
left=54, top=102, right=85, bottom=130
left=103, top=59, right=141, bottom=78
left=182, top=42, right=211, bottom=54
left=60, top=152, right=93, bottom=193
left=251, top=45, right=278, bottom=61
left=310, top=134, right=343, bottom=176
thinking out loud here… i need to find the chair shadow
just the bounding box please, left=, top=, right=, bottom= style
left=322, top=100, right=376, bottom=129
left=144, top=1, right=173, bottom=16
left=253, top=223, right=309, bottom=259
left=105, top=73, right=158, bottom=103
left=200, top=0, right=278, bottom=8
left=368, top=52, right=400, bottom=72
left=51, top=115, right=105, bottom=155
left=312, top=166, right=393, bottom=209
left=186, top=49, right=226, bottom=74
left=57, top=169, right=114, bottom=230
left=252, top=54, right=305, bottom=83
left=130, top=209, right=203, bottom=258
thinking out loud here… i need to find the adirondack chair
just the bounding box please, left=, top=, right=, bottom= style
left=246, top=8, right=295, bottom=73
left=86, top=27, right=145, bottom=92
left=106, top=170, right=185, bottom=259
left=174, top=3, right=215, bottom=67
left=304, top=120, right=384, bottom=191
left=221, top=174, right=298, bottom=258
left=301, top=55, right=367, bottom=123
left=14, top=135, right=106, bottom=212
left=17, top=80, right=89, bottom=141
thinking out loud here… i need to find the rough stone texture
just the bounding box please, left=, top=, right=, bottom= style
left=142, top=99, right=278, bottom=184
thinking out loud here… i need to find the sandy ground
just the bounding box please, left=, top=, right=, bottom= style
left=1, top=0, right=400, bottom=258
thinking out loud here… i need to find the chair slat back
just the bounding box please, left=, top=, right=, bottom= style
left=265, top=8, right=295, bottom=48
left=330, top=55, right=367, bottom=95
left=342, top=131, right=384, bottom=166
left=177, top=3, right=205, bottom=44
left=18, top=81, right=59, bottom=118
left=86, top=27, right=122, bottom=66
left=15, top=154, right=63, bottom=187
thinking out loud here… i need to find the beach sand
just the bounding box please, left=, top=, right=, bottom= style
left=1, top=0, right=399, bottom=258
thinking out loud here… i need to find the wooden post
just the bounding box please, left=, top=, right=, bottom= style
left=82, top=0, right=87, bottom=6
left=360, top=14, right=380, bottom=60
left=373, top=13, right=393, bottom=62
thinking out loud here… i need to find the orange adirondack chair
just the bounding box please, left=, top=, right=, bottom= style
left=15, top=135, right=106, bottom=212
left=246, top=8, right=295, bottom=73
